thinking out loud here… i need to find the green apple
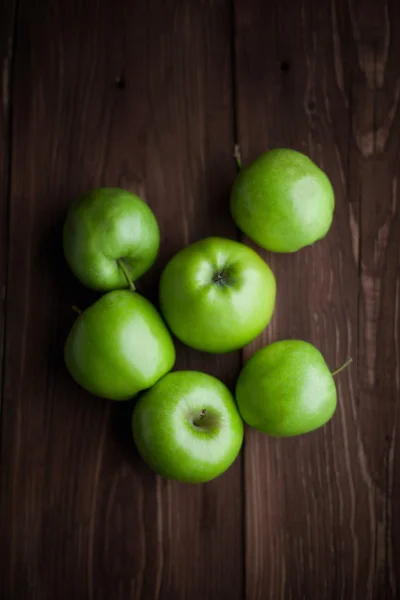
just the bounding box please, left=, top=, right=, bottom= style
left=230, top=149, right=335, bottom=252
left=159, top=237, right=276, bottom=353
left=64, top=290, right=175, bottom=400
left=132, top=371, right=244, bottom=483
left=236, top=340, right=339, bottom=436
left=63, top=188, right=160, bottom=291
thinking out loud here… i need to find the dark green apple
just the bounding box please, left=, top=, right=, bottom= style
left=230, top=149, right=335, bottom=252
left=63, top=188, right=160, bottom=291
left=64, top=290, right=175, bottom=400
left=236, top=340, right=339, bottom=436
left=159, top=237, right=276, bottom=353
left=132, top=371, right=244, bottom=483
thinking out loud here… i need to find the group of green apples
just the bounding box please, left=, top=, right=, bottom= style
left=63, top=149, right=344, bottom=484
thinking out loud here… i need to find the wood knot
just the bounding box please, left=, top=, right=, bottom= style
left=115, top=75, right=126, bottom=89
left=308, top=100, right=316, bottom=111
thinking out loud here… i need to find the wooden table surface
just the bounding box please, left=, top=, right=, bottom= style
left=1, top=1, right=399, bottom=599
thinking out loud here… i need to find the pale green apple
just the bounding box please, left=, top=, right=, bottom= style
left=236, top=340, right=338, bottom=436
left=159, top=237, right=276, bottom=353
left=230, top=149, right=335, bottom=252
left=63, top=188, right=160, bottom=291
left=64, top=290, right=175, bottom=400
left=132, top=371, right=244, bottom=483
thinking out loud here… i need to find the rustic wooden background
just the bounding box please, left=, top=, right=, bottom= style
left=1, top=0, right=399, bottom=599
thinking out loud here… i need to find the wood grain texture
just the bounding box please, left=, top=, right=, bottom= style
left=350, top=0, right=400, bottom=597
left=0, top=0, right=17, bottom=402
left=0, top=1, right=242, bottom=599
left=2, top=0, right=400, bottom=598
left=234, top=0, right=399, bottom=598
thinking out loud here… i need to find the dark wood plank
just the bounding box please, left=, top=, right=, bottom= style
left=0, top=1, right=17, bottom=591
left=349, top=0, right=400, bottom=597
left=233, top=0, right=396, bottom=597
left=0, top=0, right=17, bottom=401
left=0, top=1, right=242, bottom=599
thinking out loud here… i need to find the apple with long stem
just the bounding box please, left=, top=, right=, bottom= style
left=235, top=340, right=351, bottom=437
left=63, top=187, right=160, bottom=291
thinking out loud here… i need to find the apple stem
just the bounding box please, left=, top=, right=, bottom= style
left=194, top=409, right=207, bottom=426
left=72, top=305, right=82, bottom=315
left=331, top=356, right=353, bottom=377
left=234, top=144, right=242, bottom=170
left=117, top=258, right=136, bottom=292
